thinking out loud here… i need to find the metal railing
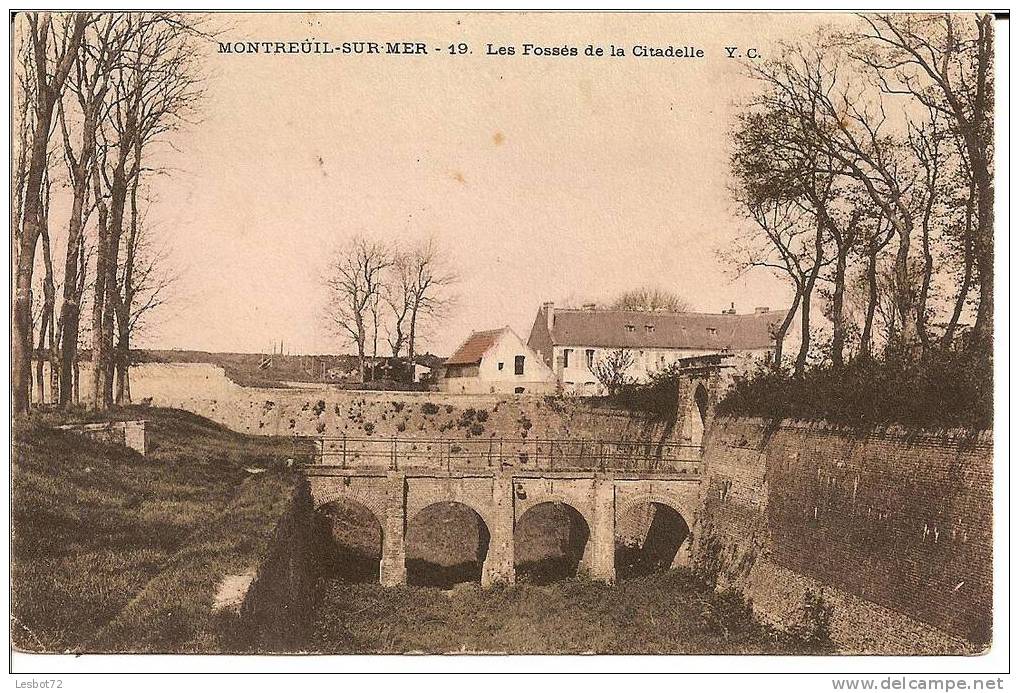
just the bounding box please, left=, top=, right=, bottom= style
left=303, top=435, right=703, bottom=474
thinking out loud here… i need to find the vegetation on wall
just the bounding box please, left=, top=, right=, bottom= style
left=716, top=346, right=992, bottom=430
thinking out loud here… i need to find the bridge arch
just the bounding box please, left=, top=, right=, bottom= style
left=514, top=500, right=591, bottom=584
left=311, top=477, right=388, bottom=529
left=405, top=500, right=492, bottom=588
left=615, top=495, right=693, bottom=578
left=316, top=497, right=384, bottom=583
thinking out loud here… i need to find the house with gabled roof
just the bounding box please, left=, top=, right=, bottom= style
left=440, top=326, right=556, bottom=395
left=526, top=301, right=787, bottom=394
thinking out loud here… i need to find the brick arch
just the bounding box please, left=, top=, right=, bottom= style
left=515, top=495, right=594, bottom=532
left=311, top=480, right=387, bottom=530
left=407, top=499, right=494, bottom=534
left=616, top=494, right=694, bottom=532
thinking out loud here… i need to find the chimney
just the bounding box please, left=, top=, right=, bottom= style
left=543, top=302, right=555, bottom=331
left=722, top=302, right=736, bottom=315
left=755, top=306, right=770, bottom=314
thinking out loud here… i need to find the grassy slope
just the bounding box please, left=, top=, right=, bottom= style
left=310, top=571, right=822, bottom=655
left=11, top=406, right=304, bottom=653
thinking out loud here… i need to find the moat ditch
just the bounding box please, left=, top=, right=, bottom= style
left=298, top=498, right=823, bottom=654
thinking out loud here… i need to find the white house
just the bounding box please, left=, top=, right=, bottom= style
left=526, top=302, right=788, bottom=394
left=440, top=327, right=556, bottom=395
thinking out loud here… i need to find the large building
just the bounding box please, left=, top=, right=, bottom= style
left=440, top=326, right=556, bottom=395
left=526, top=302, right=786, bottom=394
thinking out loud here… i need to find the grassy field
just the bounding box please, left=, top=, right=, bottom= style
left=308, top=570, right=825, bottom=655
left=134, top=349, right=442, bottom=389
left=10, top=406, right=307, bottom=653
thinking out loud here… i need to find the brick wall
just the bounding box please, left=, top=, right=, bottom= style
left=694, top=417, right=992, bottom=654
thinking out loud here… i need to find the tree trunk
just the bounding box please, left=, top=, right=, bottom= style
left=97, top=142, right=132, bottom=409
left=916, top=199, right=936, bottom=355
left=942, top=175, right=977, bottom=349
left=35, top=221, right=56, bottom=404
left=58, top=108, right=96, bottom=406
left=356, top=323, right=366, bottom=383
left=892, top=223, right=916, bottom=350
left=408, top=304, right=419, bottom=377
left=795, top=219, right=825, bottom=376
left=773, top=289, right=802, bottom=367
left=967, top=15, right=994, bottom=353
left=90, top=167, right=111, bottom=410
left=971, top=172, right=994, bottom=351
left=861, top=248, right=880, bottom=359
left=11, top=13, right=86, bottom=415
left=830, top=248, right=848, bottom=367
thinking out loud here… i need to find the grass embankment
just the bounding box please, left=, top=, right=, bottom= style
left=11, top=406, right=307, bottom=653
left=309, top=570, right=823, bottom=655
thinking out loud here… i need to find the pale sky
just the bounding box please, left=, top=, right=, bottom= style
left=131, top=12, right=849, bottom=356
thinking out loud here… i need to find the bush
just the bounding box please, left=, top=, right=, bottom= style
left=421, top=402, right=440, bottom=416
left=716, top=346, right=992, bottom=430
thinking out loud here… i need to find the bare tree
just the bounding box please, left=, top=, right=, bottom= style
left=609, top=286, right=690, bottom=313
left=11, top=12, right=88, bottom=414
left=856, top=211, right=897, bottom=358
left=324, top=236, right=391, bottom=382
left=852, top=13, right=994, bottom=350
left=402, top=237, right=458, bottom=372
left=88, top=12, right=204, bottom=409
left=384, top=251, right=415, bottom=359
left=54, top=14, right=121, bottom=406
left=113, top=209, right=176, bottom=403
left=593, top=349, right=635, bottom=396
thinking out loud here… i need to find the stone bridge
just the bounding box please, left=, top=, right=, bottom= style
left=304, top=436, right=703, bottom=587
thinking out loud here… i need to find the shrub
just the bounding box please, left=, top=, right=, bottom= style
left=469, top=423, right=485, bottom=437
left=476, top=410, right=489, bottom=423
left=716, top=346, right=992, bottom=430
left=421, top=402, right=440, bottom=416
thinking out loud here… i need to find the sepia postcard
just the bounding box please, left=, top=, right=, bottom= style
left=7, top=7, right=1008, bottom=683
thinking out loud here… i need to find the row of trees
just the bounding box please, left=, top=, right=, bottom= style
left=12, top=12, right=203, bottom=414
left=724, top=13, right=994, bottom=375
left=324, top=235, right=458, bottom=383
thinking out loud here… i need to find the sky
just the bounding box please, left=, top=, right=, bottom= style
left=127, top=12, right=849, bottom=356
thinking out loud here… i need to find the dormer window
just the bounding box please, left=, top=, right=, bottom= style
left=625, top=324, right=635, bottom=333
left=645, top=324, right=655, bottom=334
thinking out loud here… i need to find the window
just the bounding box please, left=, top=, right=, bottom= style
left=706, top=327, right=718, bottom=336
left=498, top=361, right=504, bottom=370
left=645, top=324, right=655, bottom=334
left=563, top=349, right=572, bottom=368
left=625, top=324, right=635, bottom=333
left=514, top=355, right=525, bottom=375
left=514, top=386, right=525, bottom=394
left=585, top=349, right=595, bottom=369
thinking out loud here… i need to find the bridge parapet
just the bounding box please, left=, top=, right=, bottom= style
left=303, top=435, right=703, bottom=476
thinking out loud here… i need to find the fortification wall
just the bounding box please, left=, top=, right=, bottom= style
left=130, top=363, right=685, bottom=443
left=694, top=417, right=993, bottom=655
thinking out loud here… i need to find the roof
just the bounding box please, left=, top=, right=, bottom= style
left=444, top=328, right=508, bottom=366
left=544, top=308, right=785, bottom=351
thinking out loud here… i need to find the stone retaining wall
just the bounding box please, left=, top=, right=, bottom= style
left=694, top=417, right=993, bottom=655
